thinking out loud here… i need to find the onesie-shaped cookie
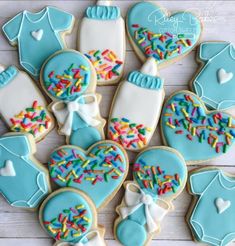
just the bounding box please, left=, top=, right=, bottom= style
left=108, top=58, right=164, bottom=151
left=0, top=65, right=54, bottom=142
left=187, top=168, right=235, bottom=246
left=2, top=7, right=74, bottom=80
left=0, top=133, right=51, bottom=209
left=192, top=42, right=235, bottom=110
left=39, top=188, right=106, bottom=245
left=114, top=146, right=187, bottom=246
left=48, top=140, right=129, bottom=209
left=40, top=50, right=105, bottom=149
left=79, top=0, right=125, bottom=85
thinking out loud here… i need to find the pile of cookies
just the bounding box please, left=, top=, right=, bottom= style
left=0, top=1, right=234, bottom=246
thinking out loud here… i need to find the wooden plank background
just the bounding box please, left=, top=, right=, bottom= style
left=0, top=1, right=235, bottom=245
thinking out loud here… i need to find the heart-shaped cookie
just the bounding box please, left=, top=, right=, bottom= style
left=133, top=146, right=187, bottom=201
left=48, top=141, right=128, bottom=209
left=127, top=2, right=202, bottom=67
left=161, top=91, right=235, bottom=164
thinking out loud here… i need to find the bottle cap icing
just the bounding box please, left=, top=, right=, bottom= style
left=127, top=58, right=163, bottom=90
left=86, top=1, right=120, bottom=20
left=0, top=65, right=18, bottom=88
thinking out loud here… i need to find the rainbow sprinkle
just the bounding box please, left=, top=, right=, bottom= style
left=45, top=63, right=89, bottom=99
left=43, top=204, right=90, bottom=240
left=85, top=49, right=123, bottom=81
left=48, top=144, right=125, bottom=187
left=133, top=161, right=181, bottom=195
left=131, top=24, right=192, bottom=62
left=164, top=93, right=235, bottom=153
left=108, top=118, right=152, bottom=149
left=10, top=100, right=52, bottom=138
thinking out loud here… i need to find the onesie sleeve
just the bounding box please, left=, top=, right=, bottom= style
left=189, top=170, right=219, bottom=195
left=2, top=12, right=23, bottom=43
left=199, top=42, right=230, bottom=61
left=48, top=7, right=74, bottom=31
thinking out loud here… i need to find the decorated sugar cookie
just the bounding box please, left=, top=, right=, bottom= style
left=108, top=58, right=165, bottom=151
left=78, top=0, right=125, bottom=85
left=114, top=146, right=187, bottom=246
left=187, top=167, right=235, bottom=246
left=127, top=1, right=202, bottom=67
left=2, top=7, right=74, bottom=80
left=161, top=90, right=235, bottom=164
left=39, top=188, right=106, bottom=245
left=192, top=41, right=235, bottom=110
left=48, top=140, right=128, bottom=209
left=0, top=133, right=51, bottom=209
left=40, top=50, right=106, bottom=149
left=0, top=65, right=54, bottom=142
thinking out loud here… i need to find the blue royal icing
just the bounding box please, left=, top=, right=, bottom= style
left=2, top=7, right=74, bottom=79
left=193, top=41, right=235, bottom=110
left=0, top=66, right=18, bottom=88
left=0, top=134, right=50, bottom=208
left=127, top=2, right=201, bottom=66
left=188, top=169, right=235, bottom=246
left=86, top=5, right=120, bottom=20
left=48, top=141, right=128, bottom=208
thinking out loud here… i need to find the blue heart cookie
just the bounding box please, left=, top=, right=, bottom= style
left=48, top=141, right=128, bottom=208
left=161, top=90, right=235, bottom=164
left=127, top=2, right=202, bottom=66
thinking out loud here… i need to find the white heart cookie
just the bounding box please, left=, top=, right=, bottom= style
left=217, top=68, right=233, bottom=84
left=31, top=29, right=43, bottom=41
left=215, top=197, right=231, bottom=214
left=0, top=160, right=16, bottom=177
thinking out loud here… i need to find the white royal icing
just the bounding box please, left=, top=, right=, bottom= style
left=96, top=0, right=110, bottom=6
left=215, top=197, right=231, bottom=214
left=140, top=57, right=158, bottom=76
left=217, top=68, right=233, bottom=84
left=0, top=160, right=16, bottom=177
left=31, top=29, right=43, bottom=41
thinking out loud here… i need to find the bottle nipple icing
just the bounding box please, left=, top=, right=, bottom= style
left=140, top=57, right=158, bottom=77
left=96, top=0, right=111, bottom=6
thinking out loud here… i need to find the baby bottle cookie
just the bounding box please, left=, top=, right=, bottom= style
left=0, top=133, right=51, bottom=209
left=0, top=65, right=54, bottom=142
left=78, top=0, right=125, bottom=85
left=192, top=41, right=235, bottom=110
left=2, top=6, right=74, bottom=80
left=39, top=188, right=106, bottom=245
left=114, top=146, right=187, bottom=246
left=108, top=58, right=165, bottom=151
left=40, top=50, right=106, bottom=149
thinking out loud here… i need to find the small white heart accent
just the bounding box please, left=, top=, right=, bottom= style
left=217, top=68, right=233, bottom=84
left=215, top=197, right=231, bottom=214
left=31, top=29, right=43, bottom=41
left=0, top=160, right=16, bottom=177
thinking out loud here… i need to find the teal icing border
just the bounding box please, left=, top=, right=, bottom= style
left=86, top=5, right=120, bottom=20
left=0, top=66, right=18, bottom=88
left=127, top=71, right=164, bottom=90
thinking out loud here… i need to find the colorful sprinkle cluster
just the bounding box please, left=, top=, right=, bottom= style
left=131, top=24, right=192, bottom=62
left=45, top=63, right=89, bottom=99
left=109, top=118, right=152, bottom=149
left=133, top=160, right=181, bottom=196
left=164, top=94, right=235, bottom=153
left=85, top=49, right=123, bottom=81
left=48, top=145, right=125, bottom=187
left=43, top=204, right=90, bottom=240
left=10, top=100, right=52, bottom=138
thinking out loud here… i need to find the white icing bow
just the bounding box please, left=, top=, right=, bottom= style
left=119, top=182, right=169, bottom=233
left=51, top=94, right=101, bottom=136
left=56, top=230, right=104, bottom=246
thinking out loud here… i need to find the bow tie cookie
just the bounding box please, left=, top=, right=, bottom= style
left=48, top=141, right=128, bottom=209
left=2, top=7, right=74, bottom=80
left=78, top=0, right=125, bottom=85
left=127, top=1, right=202, bottom=67
left=108, top=57, right=164, bottom=151
left=187, top=167, right=235, bottom=246
left=192, top=41, right=235, bottom=110
left=39, top=188, right=106, bottom=245
left=114, top=146, right=187, bottom=246
left=0, top=65, right=54, bottom=142
left=0, top=133, right=51, bottom=209
left=161, top=90, right=235, bottom=164
left=40, top=50, right=106, bottom=149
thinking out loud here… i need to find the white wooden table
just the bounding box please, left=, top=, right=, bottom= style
left=1, top=1, right=235, bottom=245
